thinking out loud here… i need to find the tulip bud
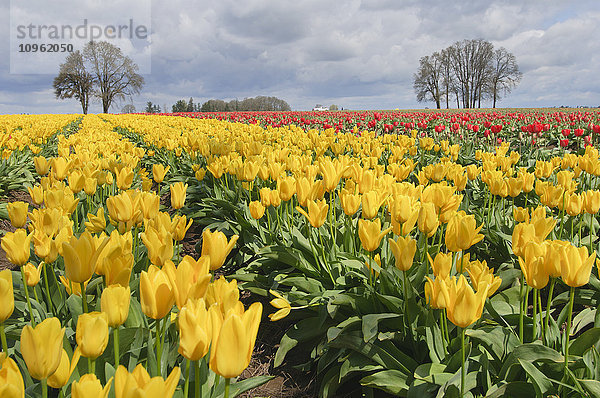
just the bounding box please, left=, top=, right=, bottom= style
left=7, top=201, right=28, bottom=228
left=20, top=317, right=65, bottom=380
left=114, top=364, right=180, bottom=398
left=152, top=164, right=170, bottom=184
left=560, top=245, right=596, bottom=287
left=427, top=252, right=453, bottom=278
left=140, top=265, right=175, bottom=319
left=201, top=229, right=239, bottom=271
left=76, top=312, right=109, bottom=359
left=22, top=262, right=43, bottom=287
left=388, top=236, right=416, bottom=271
left=178, top=298, right=212, bottom=360
left=249, top=201, right=265, bottom=219
left=296, top=199, right=328, bottom=228
left=170, top=182, right=188, bottom=209
left=47, top=348, right=81, bottom=389
left=71, top=374, right=112, bottom=398
left=0, top=269, right=14, bottom=322
left=417, top=202, right=439, bottom=237
left=1, top=229, right=32, bottom=266
left=358, top=218, right=393, bottom=252
left=0, top=353, right=24, bottom=397
left=101, top=285, right=130, bottom=328
left=34, top=156, right=51, bottom=176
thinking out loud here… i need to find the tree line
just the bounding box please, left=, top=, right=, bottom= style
left=413, top=38, right=522, bottom=109
left=144, top=96, right=291, bottom=114
left=53, top=41, right=144, bottom=114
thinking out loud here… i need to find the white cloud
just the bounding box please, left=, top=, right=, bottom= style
left=1, top=0, right=599, bottom=112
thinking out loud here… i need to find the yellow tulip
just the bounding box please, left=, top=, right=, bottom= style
left=201, top=229, right=239, bottom=271
left=506, top=176, right=523, bottom=198
left=84, top=177, right=97, bottom=196
left=278, top=176, right=296, bottom=201
left=0, top=353, right=24, bottom=398
left=22, top=262, right=43, bottom=287
left=76, top=312, right=109, bottom=359
left=140, top=226, right=174, bottom=267
left=249, top=201, right=265, bottom=219
left=511, top=222, right=538, bottom=258
left=513, top=206, right=529, bottom=223
left=152, top=164, right=170, bottom=184
left=48, top=348, right=81, bottom=389
left=68, top=170, right=85, bottom=194
left=140, top=265, right=175, bottom=319
left=0, top=269, right=14, bottom=322
left=51, top=157, right=70, bottom=181
left=427, top=252, right=453, bottom=278
left=114, top=364, right=180, bottom=398
left=467, top=259, right=502, bottom=296
left=584, top=190, right=600, bottom=214
left=101, top=285, right=131, bottom=328
left=358, top=218, right=393, bottom=252
left=27, top=185, right=44, bottom=205
left=268, top=290, right=291, bottom=321
left=164, top=260, right=211, bottom=309
left=1, top=229, right=32, bottom=266
left=445, top=211, right=484, bottom=252
left=441, top=275, right=488, bottom=328
left=296, top=199, right=328, bottom=228
left=210, top=302, right=262, bottom=378
left=139, top=192, right=160, bottom=220
left=560, top=245, right=596, bottom=287
left=424, top=276, right=448, bottom=309
left=172, top=215, right=193, bottom=242
left=7, top=201, right=28, bottom=228
left=106, top=190, right=140, bottom=225
left=205, top=277, right=242, bottom=317
left=84, top=207, right=106, bottom=234
left=543, top=240, right=568, bottom=278
left=177, top=298, right=213, bottom=360
left=115, top=167, right=134, bottom=190
left=34, top=156, right=51, bottom=176
left=565, top=193, right=584, bottom=217
left=319, top=158, right=343, bottom=192
left=170, top=182, right=188, bottom=209
left=339, top=190, right=361, bottom=216
left=71, top=374, right=113, bottom=398
left=59, top=275, right=88, bottom=297
left=361, top=190, right=386, bottom=219
left=20, top=317, right=65, bottom=380
left=518, top=241, right=549, bottom=289
left=388, top=236, right=416, bottom=271
left=417, top=202, right=439, bottom=237
left=62, top=231, right=108, bottom=283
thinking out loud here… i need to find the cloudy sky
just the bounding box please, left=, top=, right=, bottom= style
left=1, top=0, right=599, bottom=114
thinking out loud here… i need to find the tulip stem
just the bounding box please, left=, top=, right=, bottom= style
left=461, top=327, right=466, bottom=398
left=532, top=289, right=538, bottom=341
left=42, top=262, right=54, bottom=315
left=89, top=358, right=95, bottom=374
left=439, top=311, right=447, bottom=353
left=33, top=285, right=40, bottom=304
left=589, top=214, right=594, bottom=254
left=21, top=267, right=36, bottom=326
left=155, top=317, right=162, bottom=377
left=518, top=273, right=524, bottom=344
left=80, top=282, right=88, bottom=313
left=195, top=359, right=201, bottom=398
left=0, top=322, right=7, bottom=353
left=224, top=378, right=231, bottom=398
left=184, top=359, right=190, bottom=397
left=564, top=287, right=575, bottom=377
left=543, top=278, right=556, bottom=344
left=42, top=377, right=48, bottom=398
left=114, top=327, right=120, bottom=366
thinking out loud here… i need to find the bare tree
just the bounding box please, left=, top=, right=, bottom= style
left=487, top=47, right=522, bottom=108
left=413, top=53, right=444, bottom=109
left=53, top=51, right=94, bottom=114
left=83, top=41, right=144, bottom=113
left=449, top=39, right=494, bottom=108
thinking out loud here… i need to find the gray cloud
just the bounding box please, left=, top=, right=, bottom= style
left=1, top=0, right=599, bottom=113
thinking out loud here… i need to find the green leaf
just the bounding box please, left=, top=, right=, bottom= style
left=274, top=317, right=328, bottom=367
left=414, top=363, right=452, bottom=386
left=499, top=343, right=563, bottom=380
left=360, top=369, right=410, bottom=395
left=570, top=327, right=600, bottom=357
left=361, top=313, right=400, bottom=343
left=485, top=381, right=536, bottom=398
left=517, top=359, right=555, bottom=397
left=227, top=375, right=275, bottom=398
left=467, top=326, right=519, bottom=363
left=579, top=379, right=600, bottom=398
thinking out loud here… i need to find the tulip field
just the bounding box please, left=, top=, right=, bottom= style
left=1, top=109, right=600, bottom=397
